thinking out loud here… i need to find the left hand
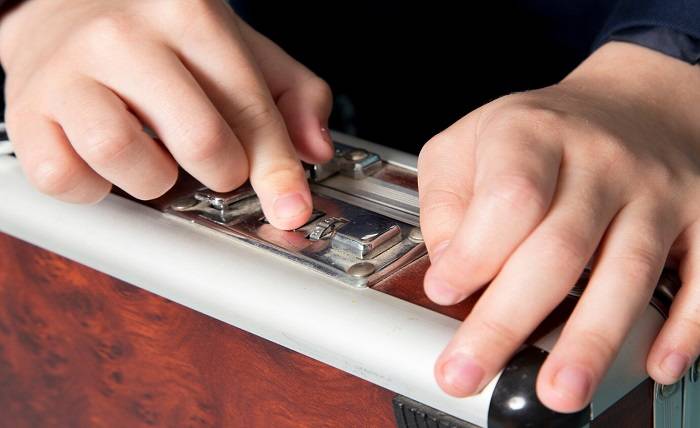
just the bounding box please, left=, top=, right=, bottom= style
left=418, top=41, right=700, bottom=412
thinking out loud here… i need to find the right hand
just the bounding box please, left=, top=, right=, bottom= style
left=0, top=0, right=333, bottom=230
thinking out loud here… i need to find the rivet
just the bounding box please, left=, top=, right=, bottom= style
left=347, top=262, right=376, bottom=277
left=170, top=197, right=197, bottom=211
left=408, top=227, right=423, bottom=243
left=345, top=150, right=368, bottom=162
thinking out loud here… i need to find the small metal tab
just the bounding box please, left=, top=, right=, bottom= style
left=310, top=143, right=382, bottom=181
left=171, top=184, right=258, bottom=224
left=331, top=214, right=402, bottom=259
left=308, top=217, right=348, bottom=241
left=195, top=188, right=256, bottom=210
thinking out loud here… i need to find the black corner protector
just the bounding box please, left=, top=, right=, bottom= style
left=488, top=346, right=591, bottom=428
left=393, top=395, right=480, bottom=428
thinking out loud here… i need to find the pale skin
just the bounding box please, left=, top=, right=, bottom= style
left=2, top=0, right=700, bottom=414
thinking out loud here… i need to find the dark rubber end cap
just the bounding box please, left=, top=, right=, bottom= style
left=488, top=346, right=590, bottom=428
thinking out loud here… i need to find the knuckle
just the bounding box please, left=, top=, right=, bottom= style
left=477, top=318, right=522, bottom=347
left=232, top=97, right=281, bottom=135
left=420, top=188, right=467, bottom=215
left=418, top=132, right=457, bottom=172
left=83, top=14, right=137, bottom=50
left=29, top=160, right=79, bottom=197
left=82, top=130, right=139, bottom=166
left=423, top=132, right=453, bottom=154
left=671, top=303, right=700, bottom=345
left=252, top=159, right=305, bottom=188
left=541, top=228, right=591, bottom=264
left=678, top=316, right=700, bottom=338
left=486, top=104, right=566, bottom=138
left=180, top=119, right=231, bottom=163
left=171, top=0, right=217, bottom=21
left=305, top=76, right=333, bottom=102
left=482, top=173, right=548, bottom=213
left=611, top=245, right=663, bottom=283
left=575, top=329, right=617, bottom=361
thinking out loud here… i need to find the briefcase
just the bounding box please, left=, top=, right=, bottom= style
left=0, top=127, right=697, bottom=427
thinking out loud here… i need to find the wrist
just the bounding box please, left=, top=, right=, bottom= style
left=562, top=41, right=700, bottom=137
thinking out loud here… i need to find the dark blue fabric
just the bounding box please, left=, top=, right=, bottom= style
left=600, top=0, right=700, bottom=41
left=595, top=0, right=700, bottom=64
left=608, top=26, right=700, bottom=64
left=235, top=1, right=700, bottom=151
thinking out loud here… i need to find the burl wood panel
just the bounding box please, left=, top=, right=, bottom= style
left=0, top=233, right=395, bottom=428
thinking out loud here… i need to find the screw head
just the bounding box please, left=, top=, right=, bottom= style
left=345, top=150, right=368, bottom=162
left=347, top=262, right=375, bottom=277
left=408, top=227, right=423, bottom=243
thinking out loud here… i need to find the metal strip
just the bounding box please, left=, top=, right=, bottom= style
left=654, top=381, right=683, bottom=427
left=682, top=358, right=700, bottom=427
left=319, top=174, right=420, bottom=217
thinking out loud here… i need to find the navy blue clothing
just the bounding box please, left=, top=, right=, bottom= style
left=235, top=1, right=700, bottom=152
left=598, top=0, right=700, bottom=63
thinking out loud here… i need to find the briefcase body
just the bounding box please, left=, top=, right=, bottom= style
left=0, top=131, right=697, bottom=427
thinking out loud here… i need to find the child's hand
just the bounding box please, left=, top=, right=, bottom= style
left=0, top=0, right=333, bottom=230
left=418, top=42, right=700, bottom=412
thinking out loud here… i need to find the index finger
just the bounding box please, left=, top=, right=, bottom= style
left=166, top=8, right=312, bottom=230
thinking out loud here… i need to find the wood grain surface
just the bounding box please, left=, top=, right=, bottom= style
left=0, top=233, right=395, bottom=428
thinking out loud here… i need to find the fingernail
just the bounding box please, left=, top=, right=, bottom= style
left=441, top=355, right=484, bottom=396
left=425, top=277, right=464, bottom=306
left=320, top=127, right=333, bottom=147
left=661, top=352, right=689, bottom=380
left=273, top=193, right=309, bottom=220
left=552, top=366, right=591, bottom=402
left=430, top=241, right=450, bottom=264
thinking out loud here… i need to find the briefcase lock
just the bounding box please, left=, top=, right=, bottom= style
left=165, top=142, right=425, bottom=287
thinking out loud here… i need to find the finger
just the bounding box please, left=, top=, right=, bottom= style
left=237, top=17, right=334, bottom=164
left=417, top=114, right=477, bottom=260
left=7, top=110, right=111, bottom=203
left=647, top=221, right=700, bottom=385
left=433, top=171, right=617, bottom=398
left=166, top=11, right=312, bottom=230
left=424, top=119, right=562, bottom=305
left=49, top=78, right=178, bottom=200
left=85, top=37, right=249, bottom=197
left=537, top=203, right=677, bottom=412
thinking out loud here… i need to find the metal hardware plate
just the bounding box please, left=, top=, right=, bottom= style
left=164, top=142, right=425, bottom=288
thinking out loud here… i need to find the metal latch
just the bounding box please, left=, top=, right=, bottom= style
left=164, top=141, right=424, bottom=288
